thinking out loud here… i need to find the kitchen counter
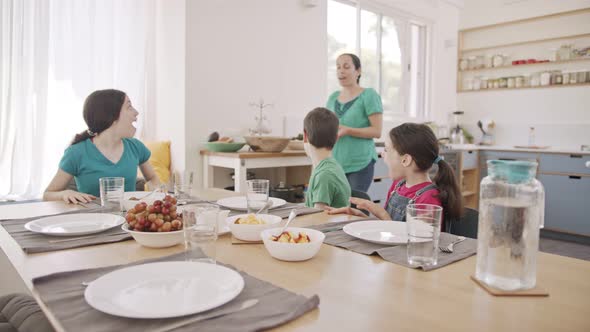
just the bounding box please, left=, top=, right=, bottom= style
left=443, top=144, right=590, bottom=155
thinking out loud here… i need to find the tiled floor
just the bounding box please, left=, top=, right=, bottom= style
left=539, top=238, right=590, bottom=261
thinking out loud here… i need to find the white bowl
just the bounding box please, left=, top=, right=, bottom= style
left=122, top=224, right=184, bottom=248
left=122, top=191, right=166, bottom=211
left=227, top=214, right=283, bottom=241
left=261, top=227, right=325, bottom=261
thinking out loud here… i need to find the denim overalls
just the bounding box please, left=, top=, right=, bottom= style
left=385, top=180, right=438, bottom=221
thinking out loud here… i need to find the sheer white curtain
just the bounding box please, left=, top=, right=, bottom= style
left=0, top=0, right=154, bottom=200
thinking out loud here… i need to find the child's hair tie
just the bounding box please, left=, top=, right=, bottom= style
left=87, top=129, right=97, bottom=137
left=433, top=156, right=442, bottom=164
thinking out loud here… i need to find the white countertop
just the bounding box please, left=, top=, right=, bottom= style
left=443, top=144, right=590, bottom=155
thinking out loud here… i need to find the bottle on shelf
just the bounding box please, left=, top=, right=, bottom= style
left=528, top=127, right=536, bottom=147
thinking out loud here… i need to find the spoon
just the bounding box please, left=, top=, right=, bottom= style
left=255, top=200, right=273, bottom=216
left=278, top=209, right=298, bottom=235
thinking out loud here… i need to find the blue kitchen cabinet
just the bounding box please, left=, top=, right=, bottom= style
left=538, top=174, right=590, bottom=236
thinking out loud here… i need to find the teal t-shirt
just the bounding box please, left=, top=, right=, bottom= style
left=305, top=157, right=351, bottom=208
left=326, top=88, right=383, bottom=173
left=59, top=138, right=151, bottom=196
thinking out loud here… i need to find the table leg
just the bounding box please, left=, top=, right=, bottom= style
left=203, top=155, right=214, bottom=189
left=234, top=160, right=247, bottom=193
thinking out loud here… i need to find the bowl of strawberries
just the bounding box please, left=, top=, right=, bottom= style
left=122, top=195, right=185, bottom=248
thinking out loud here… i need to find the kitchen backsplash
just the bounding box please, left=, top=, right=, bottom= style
left=463, top=123, right=590, bottom=148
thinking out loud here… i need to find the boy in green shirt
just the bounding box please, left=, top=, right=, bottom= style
left=304, top=108, right=351, bottom=209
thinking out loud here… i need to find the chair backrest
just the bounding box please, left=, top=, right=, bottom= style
left=350, top=190, right=371, bottom=216
left=446, top=207, right=479, bottom=238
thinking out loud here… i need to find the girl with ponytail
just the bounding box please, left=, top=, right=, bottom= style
left=328, top=123, right=463, bottom=228
left=43, top=89, right=160, bottom=203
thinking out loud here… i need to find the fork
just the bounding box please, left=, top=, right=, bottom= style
left=439, top=236, right=466, bottom=253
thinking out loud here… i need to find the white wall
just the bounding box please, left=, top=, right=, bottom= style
left=458, top=0, right=590, bottom=148
left=184, top=0, right=328, bottom=187
left=153, top=0, right=187, bottom=177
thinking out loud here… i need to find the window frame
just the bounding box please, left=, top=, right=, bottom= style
left=328, top=0, right=432, bottom=123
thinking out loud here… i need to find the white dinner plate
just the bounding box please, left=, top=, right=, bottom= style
left=24, top=213, right=125, bottom=237
left=343, top=220, right=422, bottom=245
left=216, top=196, right=287, bottom=211
left=84, top=261, right=244, bottom=319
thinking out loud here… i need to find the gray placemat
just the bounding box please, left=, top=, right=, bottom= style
left=308, top=220, right=477, bottom=271
left=0, top=207, right=131, bottom=254
left=32, top=249, right=320, bottom=332
left=215, top=202, right=323, bottom=219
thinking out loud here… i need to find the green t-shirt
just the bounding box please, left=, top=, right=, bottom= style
left=59, top=138, right=151, bottom=196
left=326, top=88, right=383, bottom=173
left=305, top=157, right=351, bottom=208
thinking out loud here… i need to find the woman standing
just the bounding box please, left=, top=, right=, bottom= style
left=43, top=89, right=160, bottom=203
left=326, top=53, right=383, bottom=193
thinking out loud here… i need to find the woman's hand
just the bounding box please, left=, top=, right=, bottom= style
left=60, top=190, right=96, bottom=204
left=325, top=206, right=368, bottom=218
left=337, top=125, right=350, bottom=138
left=348, top=197, right=391, bottom=220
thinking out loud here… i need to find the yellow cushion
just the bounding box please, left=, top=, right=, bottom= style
left=144, top=141, right=171, bottom=185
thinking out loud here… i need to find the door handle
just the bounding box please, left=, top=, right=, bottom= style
left=569, top=175, right=582, bottom=180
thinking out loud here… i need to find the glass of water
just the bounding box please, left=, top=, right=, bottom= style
left=174, top=171, right=194, bottom=203
left=246, top=179, right=270, bottom=214
left=182, top=204, right=219, bottom=264
left=99, top=177, right=124, bottom=211
left=406, top=204, right=443, bottom=267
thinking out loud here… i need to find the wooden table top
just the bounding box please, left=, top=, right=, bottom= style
left=1, top=188, right=589, bottom=331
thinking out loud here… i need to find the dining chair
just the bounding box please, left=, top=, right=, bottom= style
left=445, top=207, right=479, bottom=239
left=0, top=293, right=54, bottom=332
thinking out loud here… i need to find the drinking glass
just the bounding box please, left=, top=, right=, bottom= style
left=406, top=204, right=443, bottom=267
left=246, top=179, right=269, bottom=214
left=182, top=204, right=219, bottom=264
left=174, top=171, right=194, bottom=202
left=99, top=177, right=124, bottom=211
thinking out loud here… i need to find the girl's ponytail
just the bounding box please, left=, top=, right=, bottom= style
left=433, top=159, right=463, bottom=221
left=71, top=130, right=93, bottom=146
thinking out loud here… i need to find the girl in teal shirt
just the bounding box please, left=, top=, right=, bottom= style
left=326, top=53, right=383, bottom=193
left=43, top=89, right=160, bottom=203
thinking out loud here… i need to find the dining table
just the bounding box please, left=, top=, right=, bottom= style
left=1, top=188, right=589, bottom=331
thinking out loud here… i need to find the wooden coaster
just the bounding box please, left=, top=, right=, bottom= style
left=231, top=235, right=262, bottom=245
left=470, top=276, right=549, bottom=297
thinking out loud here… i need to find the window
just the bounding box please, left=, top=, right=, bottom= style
left=327, top=0, right=428, bottom=121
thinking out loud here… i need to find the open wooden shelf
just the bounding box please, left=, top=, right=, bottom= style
left=459, top=82, right=590, bottom=93
left=459, top=58, right=590, bottom=73
left=460, top=33, right=590, bottom=53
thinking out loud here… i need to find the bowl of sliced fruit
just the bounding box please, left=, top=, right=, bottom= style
left=122, top=195, right=184, bottom=248
left=261, top=227, right=325, bottom=261
left=227, top=214, right=282, bottom=241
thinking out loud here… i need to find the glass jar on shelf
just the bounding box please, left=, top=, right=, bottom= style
left=569, top=71, right=578, bottom=84
left=492, top=54, right=505, bottom=68
left=491, top=78, right=500, bottom=89
left=515, top=76, right=524, bottom=88
left=485, top=55, right=493, bottom=68
left=475, top=55, right=485, bottom=69
left=473, top=76, right=482, bottom=90
left=459, top=58, right=468, bottom=71
left=557, top=44, right=573, bottom=61
left=530, top=73, right=540, bottom=87
left=480, top=77, right=489, bottom=89
left=468, top=56, right=477, bottom=70
left=522, top=74, right=531, bottom=87
left=540, top=71, right=551, bottom=86
left=551, top=71, right=563, bottom=85
left=498, top=77, right=507, bottom=88
left=577, top=70, right=588, bottom=84
left=507, top=77, right=515, bottom=88
left=562, top=71, right=570, bottom=85
left=463, top=78, right=474, bottom=91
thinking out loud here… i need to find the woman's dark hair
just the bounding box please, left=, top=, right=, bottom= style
left=71, top=89, right=126, bottom=145
left=340, top=53, right=362, bottom=84
left=389, top=123, right=463, bottom=221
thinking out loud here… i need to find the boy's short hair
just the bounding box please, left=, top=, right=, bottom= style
left=304, top=107, right=339, bottom=149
